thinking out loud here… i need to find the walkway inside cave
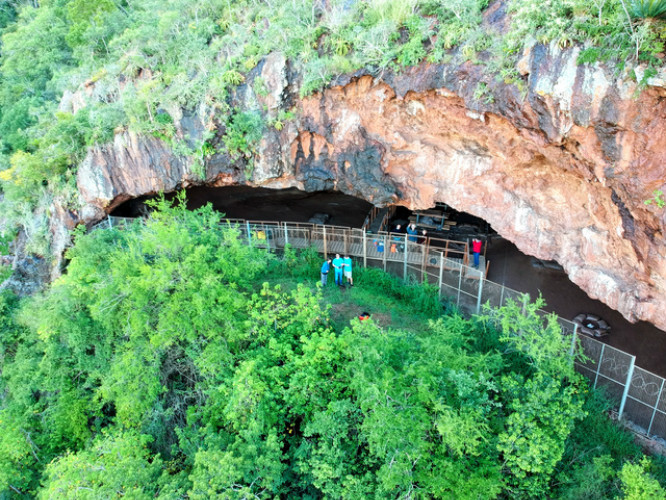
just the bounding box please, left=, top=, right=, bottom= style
left=112, top=186, right=666, bottom=377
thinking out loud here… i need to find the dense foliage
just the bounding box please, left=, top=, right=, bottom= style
left=0, top=201, right=664, bottom=497
left=0, top=0, right=665, bottom=253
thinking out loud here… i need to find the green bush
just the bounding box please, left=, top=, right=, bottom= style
left=630, top=0, right=666, bottom=19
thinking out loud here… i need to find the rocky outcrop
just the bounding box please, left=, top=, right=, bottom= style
left=75, top=43, right=666, bottom=331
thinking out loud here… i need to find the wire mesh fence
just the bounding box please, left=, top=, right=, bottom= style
left=99, top=216, right=666, bottom=442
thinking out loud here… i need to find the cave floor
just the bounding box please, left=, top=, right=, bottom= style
left=486, top=238, right=666, bottom=378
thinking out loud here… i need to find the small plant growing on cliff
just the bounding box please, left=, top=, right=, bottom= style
left=629, top=0, right=666, bottom=19
left=223, top=110, right=264, bottom=160
left=271, top=109, right=296, bottom=131
left=253, top=76, right=268, bottom=97
left=221, top=69, right=245, bottom=86
left=644, top=189, right=665, bottom=208
left=473, top=82, right=494, bottom=104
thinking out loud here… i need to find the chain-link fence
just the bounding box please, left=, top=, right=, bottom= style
left=101, top=216, right=666, bottom=442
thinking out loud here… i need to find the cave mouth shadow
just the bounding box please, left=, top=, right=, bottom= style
left=110, top=185, right=374, bottom=228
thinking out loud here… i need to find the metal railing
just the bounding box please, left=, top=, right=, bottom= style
left=98, top=215, right=666, bottom=443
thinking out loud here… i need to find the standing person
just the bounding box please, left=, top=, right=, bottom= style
left=343, top=255, right=353, bottom=287
left=406, top=223, right=418, bottom=242
left=472, top=237, right=483, bottom=269
left=320, top=258, right=331, bottom=286
left=332, top=253, right=344, bottom=286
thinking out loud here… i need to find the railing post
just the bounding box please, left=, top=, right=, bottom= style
left=246, top=221, right=252, bottom=248
left=456, top=261, right=462, bottom=308
left=108, top=217, right=113, bottom=229
left=284, top=222, right=289, bottom=248
left=648, top=378, right=666, bottom=435
left=618, top=355, right=636, bottom=419
left=363, top=230, right=367, bottom=268
left=499, top=285, right=505, bottom=308
left=323, top=225, right=328, bottom=260
left=438, top=251, right=444, bottom=299
left=421, top=239, right=428, bottom=281
left=403, top=234, right=408, bottom=282
left=383, top=234, right=387, bottom=272
left=594, top=344, right=606, bottom=389
left=569, top=324, right=578, bottom=356
left=475, top=275, right=484, bottom=315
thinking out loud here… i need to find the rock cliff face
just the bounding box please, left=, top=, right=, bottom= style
left=76, top=44, right=666, bottom=331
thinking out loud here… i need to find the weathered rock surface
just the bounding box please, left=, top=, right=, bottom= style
left=75, top=43, right=666, bottom=330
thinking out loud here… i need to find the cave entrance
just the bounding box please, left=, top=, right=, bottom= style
left=111, top=185, right=373, bottom=228
left=382, top=203, right=666, bottom=378
left=377, top=203, right=492, bottom=273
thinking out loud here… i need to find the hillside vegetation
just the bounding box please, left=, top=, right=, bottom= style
left=0, top=0, right=665, bottom=255
left=0, top=199, right=664, bottom=497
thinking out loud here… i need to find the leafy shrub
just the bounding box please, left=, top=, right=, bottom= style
left=618, top=457, right=666, bottom=498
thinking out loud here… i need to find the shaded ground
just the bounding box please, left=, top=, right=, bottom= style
left=486, top=238, right=666, bottom=377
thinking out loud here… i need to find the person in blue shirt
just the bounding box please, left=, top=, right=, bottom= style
left=320, top=258, right=331, bottom=286
left=343, top=255, right=353, bottom=287
left=406, top=223, right=418, bottom=242
left=332, top=254, right=344, bottom=286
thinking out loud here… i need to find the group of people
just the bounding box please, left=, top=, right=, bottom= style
left=394, top=223, right=427, bottom=243
left=319, top=233, right=484, bottom=286
left=320, top=253, right=353, bottom=287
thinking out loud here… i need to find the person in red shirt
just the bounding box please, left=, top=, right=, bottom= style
left=472, top=238, right=483, bottom=269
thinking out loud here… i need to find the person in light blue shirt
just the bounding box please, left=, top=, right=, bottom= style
left=332, top=254, right=344, bottom=286
left=343, top=255, right=353, bottom=287
left=320, top=258, right=331, bottom=286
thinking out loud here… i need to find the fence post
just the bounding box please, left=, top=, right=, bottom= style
left=383, top=234, right=387, bottom=272
left=648, top=378, right=666, bottom=435
left=569, top=324, right=578, bottom=356
left=456, top=261, right=462, bottom=308
left=363, top=230, right=367, bottom=268
left=475, top=276, right=484, bottom=315
left=438, top=251, right=444, bottom=299
left=108, top=217, right=113, bottom=229
left=323, top=225, right=328, bottom=260
left=246, top=221, right=252, bottom=248
left=284, top=222, right=289, bottom=248
left=499, top=285, right=505, bottom=308
left=594, top=344, right=606, bottom=389
left=422, top=238, right=428, bottom=280
left=403, top=234, right=408, bottom=282
left=618, top=355, right=636, bottom=419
